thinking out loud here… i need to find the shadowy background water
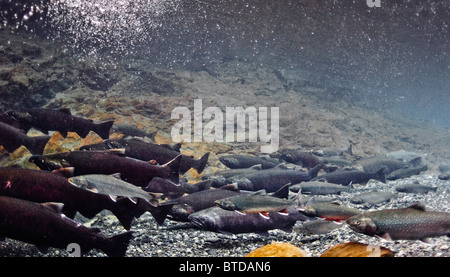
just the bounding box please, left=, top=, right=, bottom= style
left=1, top=0, right=449, bottom=126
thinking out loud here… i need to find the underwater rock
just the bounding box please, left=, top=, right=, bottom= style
left=138, top=71, right=176, bottom=95
left=79, top=131, right=104, bottom=148
left=153, top=131, right=173, bottom=145
left=43, top=132, right=81, bottom=154
left=245, top=242, right=309, bottom=257
left=0, top=146, right=8, bottom=163
left=0, top=145, right=38, bottom=169
left=0, top=37, right=78, bottom=112
left=43, top=131, right=103, bottom=155
left=80, top=67, right=118, bottom=92
left=320, top=242, right=395, bottom=257
left=10, top=67, right=31, bottom=88
left=21, top=44, right=43, bottom=58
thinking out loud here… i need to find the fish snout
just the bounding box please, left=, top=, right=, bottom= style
left=345, top=215, right=377, bottom=235
left=214, top=199, right=235, bottom=211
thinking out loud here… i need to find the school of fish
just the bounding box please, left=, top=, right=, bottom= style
left=0, top=108, right=449, bottom=256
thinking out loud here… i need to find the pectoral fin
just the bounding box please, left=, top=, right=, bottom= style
left=376, top=233, right=393, bottom=241
left=259, top=212, right=270, bottom=219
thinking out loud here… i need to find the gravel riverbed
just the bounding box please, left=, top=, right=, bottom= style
left=1, top=174, right=448, bottom=258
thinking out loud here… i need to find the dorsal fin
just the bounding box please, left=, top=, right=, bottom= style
left=219, top=183, right=240, bottom=192
left=271, top=183, right=290, bottom=199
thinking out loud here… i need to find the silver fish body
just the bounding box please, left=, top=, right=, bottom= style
left=350, top=191, right=395, bottom=205
left=290, top=181, right=348, bottom=195
left=215, top=192, right=297, bottom=214
left=68, top=174, right=159, bottom=205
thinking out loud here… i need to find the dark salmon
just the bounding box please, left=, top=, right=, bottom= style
left=0, top=196, right=133, bottom=257
left=6, top=108, right=114, bottom=139
left=227, top=164, right=322, bottom=192
left=80, top=138, right=209, bottom=174
left=188, top=206, right=310, bottom=236
left=145, top=177, right=212, bottom=199
left=29, top=150, right=182, bottom=186
left=219, top=154, right=279, bottom=169
left=356, top=156, right=422, bottom=175
left=202, top=164, right=262, bottom=188
left=0, top=121, right=50, bottom=154
left=280, top=149, right=328, bottom=171
left=313, top=167, right=386, bottom=186
left=0, top=167, right=139, bottom=229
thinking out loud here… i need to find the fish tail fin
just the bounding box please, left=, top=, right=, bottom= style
left=30, top=135, right=51, bottom=155
left=163, top=154, right=182, bottom=183
left=376, top=167, right=386, bottom=183
left=103, top=231, right=134, bottom=257
left=347, top=144, right=353, bottom=156
left=94, top=120, right=115, bottom=139
left=110, top=201, right=136, bottom=230
left=195, top=152, right=210, bottom=174
left=142, top=200, right=174, bottom=225
left=77, top=205, right=105, bottom=220
left=272, top=183, right=290, bottom=199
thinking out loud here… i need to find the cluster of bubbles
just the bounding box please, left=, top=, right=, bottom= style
left=47, top=0, right=182, bottom=59
left=1, top=0, right=182, bottom=60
